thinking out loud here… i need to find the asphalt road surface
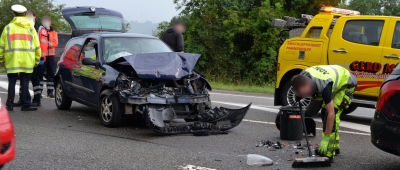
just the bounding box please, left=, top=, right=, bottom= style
left=0, top=73, right=398, bottom=170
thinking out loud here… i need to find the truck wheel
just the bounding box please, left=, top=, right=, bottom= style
left=100, top=94, right=123, bottom=127
left=55, top=80, right=72, bottom=110
left=280, top=78, right=322, bottom=117
left=341, top=104, right=358, bottom=116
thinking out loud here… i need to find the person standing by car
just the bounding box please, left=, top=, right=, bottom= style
left=160, top=20, right=186, bottom=53
left=26, top=9, right=41, bottom=31
left=13, top=9, right=45, bottom=107
left=291, top=65, right=357, bottom=162
left=39, top=16, right=58, bottom=98
left=0, top=4, right=41, bottom=111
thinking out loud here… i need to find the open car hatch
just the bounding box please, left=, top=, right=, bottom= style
left=62, top=6, right=126, bottom=37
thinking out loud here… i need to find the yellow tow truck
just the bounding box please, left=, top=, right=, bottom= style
left=273, top=7, right=400, bottom=116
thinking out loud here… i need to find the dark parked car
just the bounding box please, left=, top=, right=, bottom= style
left=55, top=33, right=72, bottom=64
left=54, top=7, right=251, bottom=134
left=371, top=63, right=400, bottom=155
left=44, top=33, right=71, bottom=76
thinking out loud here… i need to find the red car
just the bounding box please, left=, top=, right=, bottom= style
left=0, top=102, right=16, bottom=168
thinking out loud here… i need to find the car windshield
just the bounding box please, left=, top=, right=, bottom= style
left=103, top=37, right=172, bottom=63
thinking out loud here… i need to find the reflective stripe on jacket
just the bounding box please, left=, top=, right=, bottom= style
left=300, top=65, right=358, bottom=100
left=0, top=17, right=41, bottom=73
left=38, top=26, right=58, bottom=57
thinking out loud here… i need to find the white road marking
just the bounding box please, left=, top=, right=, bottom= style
left=213, top=101, right=371, bottom=133
left=0, top=81, right=47, bottom=98
left=209, top=92, right=273, bottom=100
left=178, top=165, right=217, bottom=170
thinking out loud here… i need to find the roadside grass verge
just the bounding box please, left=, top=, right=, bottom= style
left=0, top=65, right=5, bottom=73
left=209, top=81, right=275, bottom=94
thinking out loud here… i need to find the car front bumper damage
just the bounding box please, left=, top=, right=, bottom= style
left=118, top=92, right=252, bottom=135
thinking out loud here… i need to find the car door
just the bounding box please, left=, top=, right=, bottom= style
left=381, top=18, right=400, bottom=80
left=73, top=38, right=103, bottom=105
left=57, top=37, right=85, bottom=99
left=329, top=18, right=389, bottom=96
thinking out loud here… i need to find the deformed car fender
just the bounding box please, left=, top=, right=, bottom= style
left=101, top=65, right=121, bottom=88
left=100, top=89, right=113, bottom=99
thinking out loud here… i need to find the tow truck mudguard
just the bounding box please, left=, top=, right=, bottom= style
left=274, top=88, right=281, bottom=106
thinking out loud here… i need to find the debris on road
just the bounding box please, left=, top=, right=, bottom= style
left=256, top=140, right=284, bottom=149
left=246, top=154, right=273, bottom=166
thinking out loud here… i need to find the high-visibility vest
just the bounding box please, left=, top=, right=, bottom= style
left=0, top=17, right=41, bottom=73
left=38, top=26, right=58, bottom=57
left=300, top=65, right=357, bottom=100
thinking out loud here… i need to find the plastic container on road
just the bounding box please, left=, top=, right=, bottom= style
left=246, top=154, right=273, bottom=166
left=279, top=106, right=303, bottom=140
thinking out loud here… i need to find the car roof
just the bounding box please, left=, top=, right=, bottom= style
left=57, top=33, right=72, bottom=35
left=80, top=32, right=158, bottom=39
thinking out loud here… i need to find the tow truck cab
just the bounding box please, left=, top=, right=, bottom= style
left=274, top=7, right=400, bottom=117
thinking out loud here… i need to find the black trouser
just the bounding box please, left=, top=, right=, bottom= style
left=6, top=73, right=31, bottom=108
left=31, top=64, right=45, bottom=103
left=45, top=55, right=55, bottom=95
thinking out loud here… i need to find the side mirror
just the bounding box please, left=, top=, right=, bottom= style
left=82, top=58, right=96, bottom=65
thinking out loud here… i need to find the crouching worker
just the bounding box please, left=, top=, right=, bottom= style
left=291, top=65, right=357, bottom=162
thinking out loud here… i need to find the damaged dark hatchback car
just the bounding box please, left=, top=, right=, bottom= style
left=54, top=7, right=251, bottom=134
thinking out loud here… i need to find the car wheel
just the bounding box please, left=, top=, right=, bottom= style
left=280, top=78, right=322, bottom=117
left=55, top=80, right=72, bottom=110
left=100, top=94, right=123, bottom=127
left=341, top=104, right=358, bottom=116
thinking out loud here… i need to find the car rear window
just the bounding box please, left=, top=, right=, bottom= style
left=103, top=38, right=172, bottom=63
left=57, top=34, right=71, bottom=48
left=68, top=15, right=123, bottom=30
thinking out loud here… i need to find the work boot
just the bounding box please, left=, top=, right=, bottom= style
left=48, top=93, right=55, bottom=98
left=14, top=101, right=22, bottom=107
left=21, top=107, right=37, bottom=111
left=31, top=102, right=41, bottom=107
left=5, top=106, right=13, bottom=111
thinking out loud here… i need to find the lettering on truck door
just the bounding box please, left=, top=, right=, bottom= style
left=328, top=18, right=389, bottom=96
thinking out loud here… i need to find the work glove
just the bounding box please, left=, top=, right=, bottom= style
left=318, top=135, right=330, bottom=154
left=39, top=60, right=44, bottom=66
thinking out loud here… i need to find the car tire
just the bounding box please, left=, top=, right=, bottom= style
left=341, top=104, right=358, bottom=116
left=280, top=78, right=322, bottom=117
left=55, top=80, right=72, bottom=110
left=100, top=94, right=123, bottom=127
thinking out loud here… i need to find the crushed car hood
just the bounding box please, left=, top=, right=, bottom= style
left=122, top=52, right=201, bottom=79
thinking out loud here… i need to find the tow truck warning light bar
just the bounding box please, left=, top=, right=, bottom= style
left=320, top=7, right=360, bottom=15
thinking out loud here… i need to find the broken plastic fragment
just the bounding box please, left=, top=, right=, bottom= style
left=246, top=154, right=273, bottom=166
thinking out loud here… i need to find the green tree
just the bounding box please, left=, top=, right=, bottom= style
left=284, top=0, right=344, bottom=16
left=0, top=0, right=71, bottom=33
left=157, top=0, right=344, bottom=85
left=347, top=0, right=382, bottom=15
left=381, top=0, right=400, bottom=16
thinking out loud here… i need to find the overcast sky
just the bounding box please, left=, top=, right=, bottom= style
left=54, top=0, right=181, bottom=23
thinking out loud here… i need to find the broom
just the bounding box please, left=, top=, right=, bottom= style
left=292, top=98, right=331, bottom=168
